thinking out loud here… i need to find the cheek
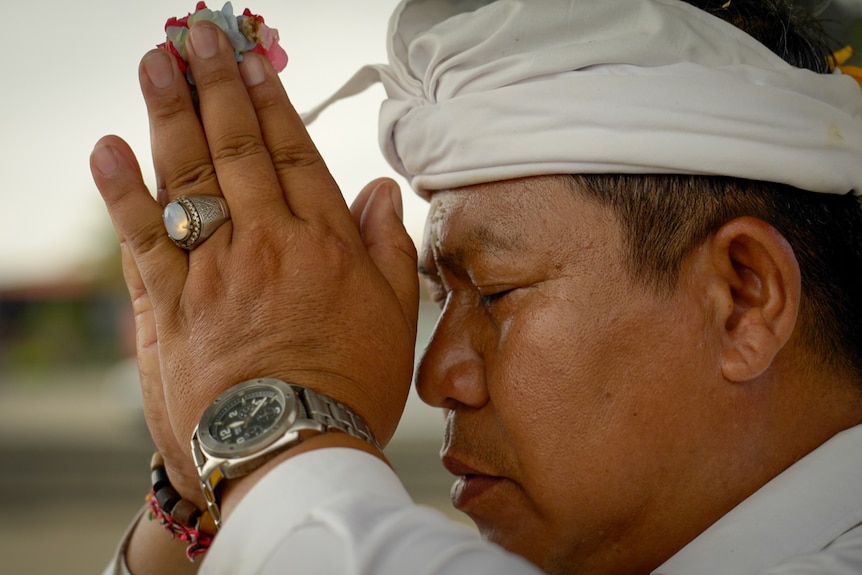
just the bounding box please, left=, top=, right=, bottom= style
left=486, top=293, right=699, bottom=528
left=492, top=293, right=642, bottom=439
left=495, top=286, right=700, bottom=427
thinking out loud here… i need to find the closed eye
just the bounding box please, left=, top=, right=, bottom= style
left=479, top=288, right=514, bottom=307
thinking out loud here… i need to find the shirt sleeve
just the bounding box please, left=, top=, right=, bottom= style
left=200, top=447, right=542, bottom=575
left=100, top=507, right=142, bottom=575
left=758, top=523, right=862, bottom=575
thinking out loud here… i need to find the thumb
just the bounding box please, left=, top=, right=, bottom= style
left=359, top=179, right=419, bottom=330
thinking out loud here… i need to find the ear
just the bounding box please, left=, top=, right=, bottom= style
left=708, top=217, right=801, bottom=382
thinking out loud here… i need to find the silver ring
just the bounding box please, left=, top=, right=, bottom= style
left=163, top=195, right=230, bottom=250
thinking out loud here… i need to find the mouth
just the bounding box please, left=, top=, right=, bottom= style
left=441, top=455, right=505, bottom=511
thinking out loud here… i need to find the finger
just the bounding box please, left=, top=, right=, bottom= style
left=90, top=135, right=187, bottom=311
left=100, top=144, right=183, bottom=460
left=118, top=243, right=186, bottom=463
left=185, top=22, right=288, bottom=222
left=239, top=51, right=351, bottom=222
left=125, top=267, right=200, bottom=498
left=96, top=139, right=202, bottom=492
left=350, top=178, right=389, bottom=229
left=139, top=49, right=217, bottom=202
left=118, top=244, right=179, bottom=454
left=359, top=179, right=420, bottom=330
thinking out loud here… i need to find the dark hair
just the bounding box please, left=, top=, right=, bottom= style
left=574, top=0, right=862, bottom=383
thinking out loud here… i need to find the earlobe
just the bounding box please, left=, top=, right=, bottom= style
left=710, top=217, right=801, bottom=382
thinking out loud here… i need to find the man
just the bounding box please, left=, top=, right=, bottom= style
left=91, top=0, right=862, bottom=573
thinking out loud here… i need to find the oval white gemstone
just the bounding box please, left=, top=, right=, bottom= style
left=164, top=203, right=191, bottom=241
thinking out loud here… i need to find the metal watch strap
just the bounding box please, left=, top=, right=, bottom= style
left=192, top=384, right=378, bottom=529
left=299, top=386, right=379, bottom=450
left=192, top=446, right=226, bottom=530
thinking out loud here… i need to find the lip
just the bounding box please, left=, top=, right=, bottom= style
left=442, top=455, right=504, bottom=511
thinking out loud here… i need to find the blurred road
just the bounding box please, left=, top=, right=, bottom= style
left=0, top=304, right=465, bottom=574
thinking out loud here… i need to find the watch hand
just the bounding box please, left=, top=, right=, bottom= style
left=237, top=397, right=269, bottom=428
left=249, top=397, right=269, bottom=419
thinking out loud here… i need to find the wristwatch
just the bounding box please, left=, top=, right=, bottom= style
left=190, top=377, right=378, bottom=529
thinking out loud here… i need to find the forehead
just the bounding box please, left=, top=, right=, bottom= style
left=420, top=175, right=611, bottom=265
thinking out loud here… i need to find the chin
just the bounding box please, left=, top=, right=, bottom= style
left=475, top=520, right=642, bottom=575
left=473, top=521, right=556, bottom=573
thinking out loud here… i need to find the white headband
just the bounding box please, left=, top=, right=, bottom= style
left=303, top=0, right=862, bottom=198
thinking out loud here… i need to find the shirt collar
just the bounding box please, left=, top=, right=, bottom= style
left=655, top=423, right=862, bottom=575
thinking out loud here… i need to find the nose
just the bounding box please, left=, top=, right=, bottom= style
left=415, top=296, right=489, bottom=410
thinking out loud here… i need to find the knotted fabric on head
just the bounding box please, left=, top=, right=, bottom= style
left=302, top=0, right=862, bottom=199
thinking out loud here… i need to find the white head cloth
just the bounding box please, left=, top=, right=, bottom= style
left=303, top=0, right=862, bottom=198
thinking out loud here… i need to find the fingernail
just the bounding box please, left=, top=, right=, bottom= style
left=384, top=181, right=403, bottom=221
left=189, top=24, right=219, bottom=59
left=92, top=145, right=119, bottom=176
left=239, top=55, right=266, bottom=87
left=143, top=50, right=175, bottom=88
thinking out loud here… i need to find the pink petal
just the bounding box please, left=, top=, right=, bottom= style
left=266, top=42, right=288, bottom=72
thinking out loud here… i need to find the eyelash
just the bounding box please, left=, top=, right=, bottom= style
left=422, top=274, right=516, bottom=309
left=479, top=289, right=513, bottom=307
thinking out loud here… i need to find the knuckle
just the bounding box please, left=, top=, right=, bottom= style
left=164, top=160, right=216, bottom=193
left=211, top=132, right=268, bottom=164
left=270, top=141, right=324, bottom=172
left=195, top=65, right=236, bottom=93
left=149, top=91, right=190, bottom=124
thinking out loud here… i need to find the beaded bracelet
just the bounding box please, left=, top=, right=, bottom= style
left=147, top=452, right=215, bottom=561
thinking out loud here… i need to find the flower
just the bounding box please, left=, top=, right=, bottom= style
left=239, top=8, right=288, bottom=71
left=828, top=45, right=862, bottom=90
left=158, top=1, right=287, bottom=84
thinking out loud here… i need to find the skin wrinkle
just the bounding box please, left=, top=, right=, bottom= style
left=426, top=178, right=704, bottom=572
left=410, top=170, right=862, bottom=574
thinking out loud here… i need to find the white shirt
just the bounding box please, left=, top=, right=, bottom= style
left=106, top=424, right=862, bottom=574
left=202, top=448, right=540, bottom=574
left=654, top=423, right=862, bottom=575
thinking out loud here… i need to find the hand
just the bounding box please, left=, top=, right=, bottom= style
left=90, top=22, right=419, bottom=495
left=96, top=146, right=203, bottom=502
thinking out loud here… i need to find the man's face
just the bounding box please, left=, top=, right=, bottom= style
left=416, top=176, right=733, bottom=574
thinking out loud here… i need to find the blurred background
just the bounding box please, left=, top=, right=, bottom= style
left=1, top=0, right=860, bottom=573
left=0, top=1, right=448, bottom=573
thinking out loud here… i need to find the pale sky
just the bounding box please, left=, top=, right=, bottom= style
left=4, top=0, right=860, bottom=288
left=0, top=0, right=424, bottom=288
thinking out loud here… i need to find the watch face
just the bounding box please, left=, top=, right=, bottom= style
left=198, top=378, right=299, bottom=457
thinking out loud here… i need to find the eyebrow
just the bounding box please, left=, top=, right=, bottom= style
left=418, top=224, right=522, bottom=278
